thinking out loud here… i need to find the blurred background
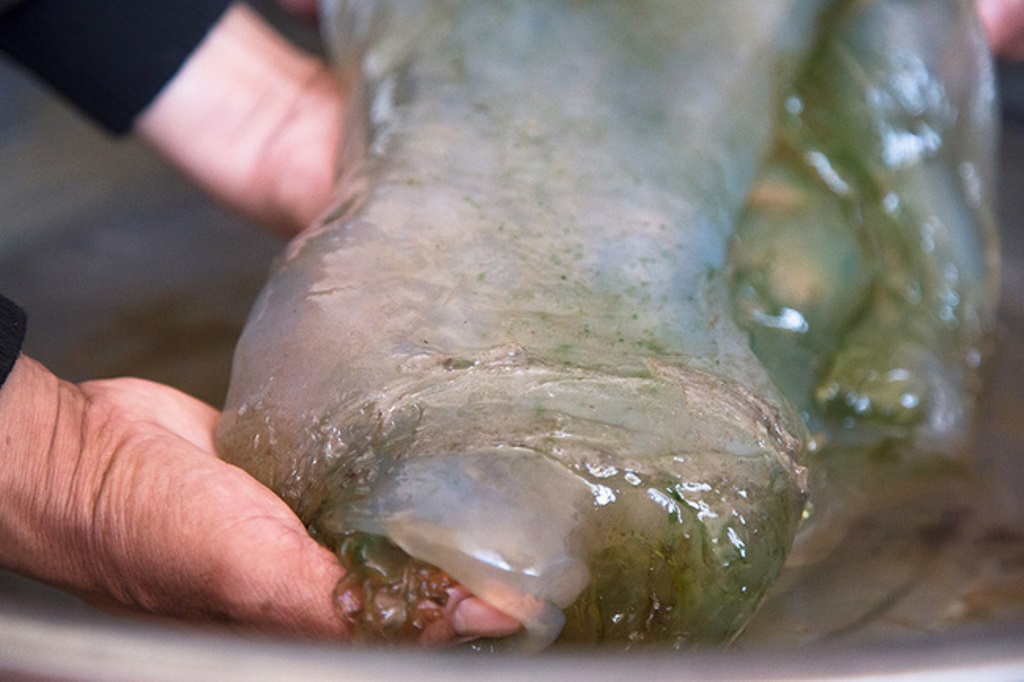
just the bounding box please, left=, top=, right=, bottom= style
left=0, top=3, right=1022, bottom=678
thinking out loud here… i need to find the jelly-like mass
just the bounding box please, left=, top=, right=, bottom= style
left=215, top=0, right=997, bottom=650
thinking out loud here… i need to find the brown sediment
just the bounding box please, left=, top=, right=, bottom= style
left=333, top=532, right=456, bottom=641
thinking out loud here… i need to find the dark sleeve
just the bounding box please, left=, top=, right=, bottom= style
left=0, top=294, right=26, bottom=389
left=0, top=0, right=233, bottom=134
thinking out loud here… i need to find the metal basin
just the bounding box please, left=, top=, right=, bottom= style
left=0, top=27, right=1022, bottom=680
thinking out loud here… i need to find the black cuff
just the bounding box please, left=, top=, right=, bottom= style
left=0, top=0, right=233, bottom=134
left=0, top=294, right=26, bottom=389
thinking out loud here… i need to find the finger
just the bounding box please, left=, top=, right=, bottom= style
left=416, top=585, right=521, bottom=645
left=172, top=464, right=350, bottom=637
left=978, top=0, right=1024, bottom=59
left=212, top=519, right=351, bottom=638
left=452, top=596, right=523, bottom=640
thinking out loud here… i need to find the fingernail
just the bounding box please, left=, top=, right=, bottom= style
left=452, top=598, right=521, bottom=639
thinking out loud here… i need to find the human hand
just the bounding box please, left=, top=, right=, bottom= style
left=978, top=0, right=1024, bottom=59
left=0, top=356, right=519, bottom=643
left=135, top=2, right=343, bottom=235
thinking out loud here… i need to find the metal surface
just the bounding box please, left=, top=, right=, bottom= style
left=0, top=24, right=1022, bottom=682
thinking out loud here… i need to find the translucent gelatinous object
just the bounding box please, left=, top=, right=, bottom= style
left=732, top=0, right=999, bottom=456
left=215, top=0, right=996, bottom=650
left=729, top=0, right=999, bottom=558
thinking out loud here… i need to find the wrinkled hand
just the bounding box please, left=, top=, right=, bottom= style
left=978, top=0, right=1024, bottom=59
left=0, top=356, right=518, bottom=643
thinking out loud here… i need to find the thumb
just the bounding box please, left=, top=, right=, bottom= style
left=195, top=487, right=351, bottom=638
left=132, top=455, right=352, bottom=638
